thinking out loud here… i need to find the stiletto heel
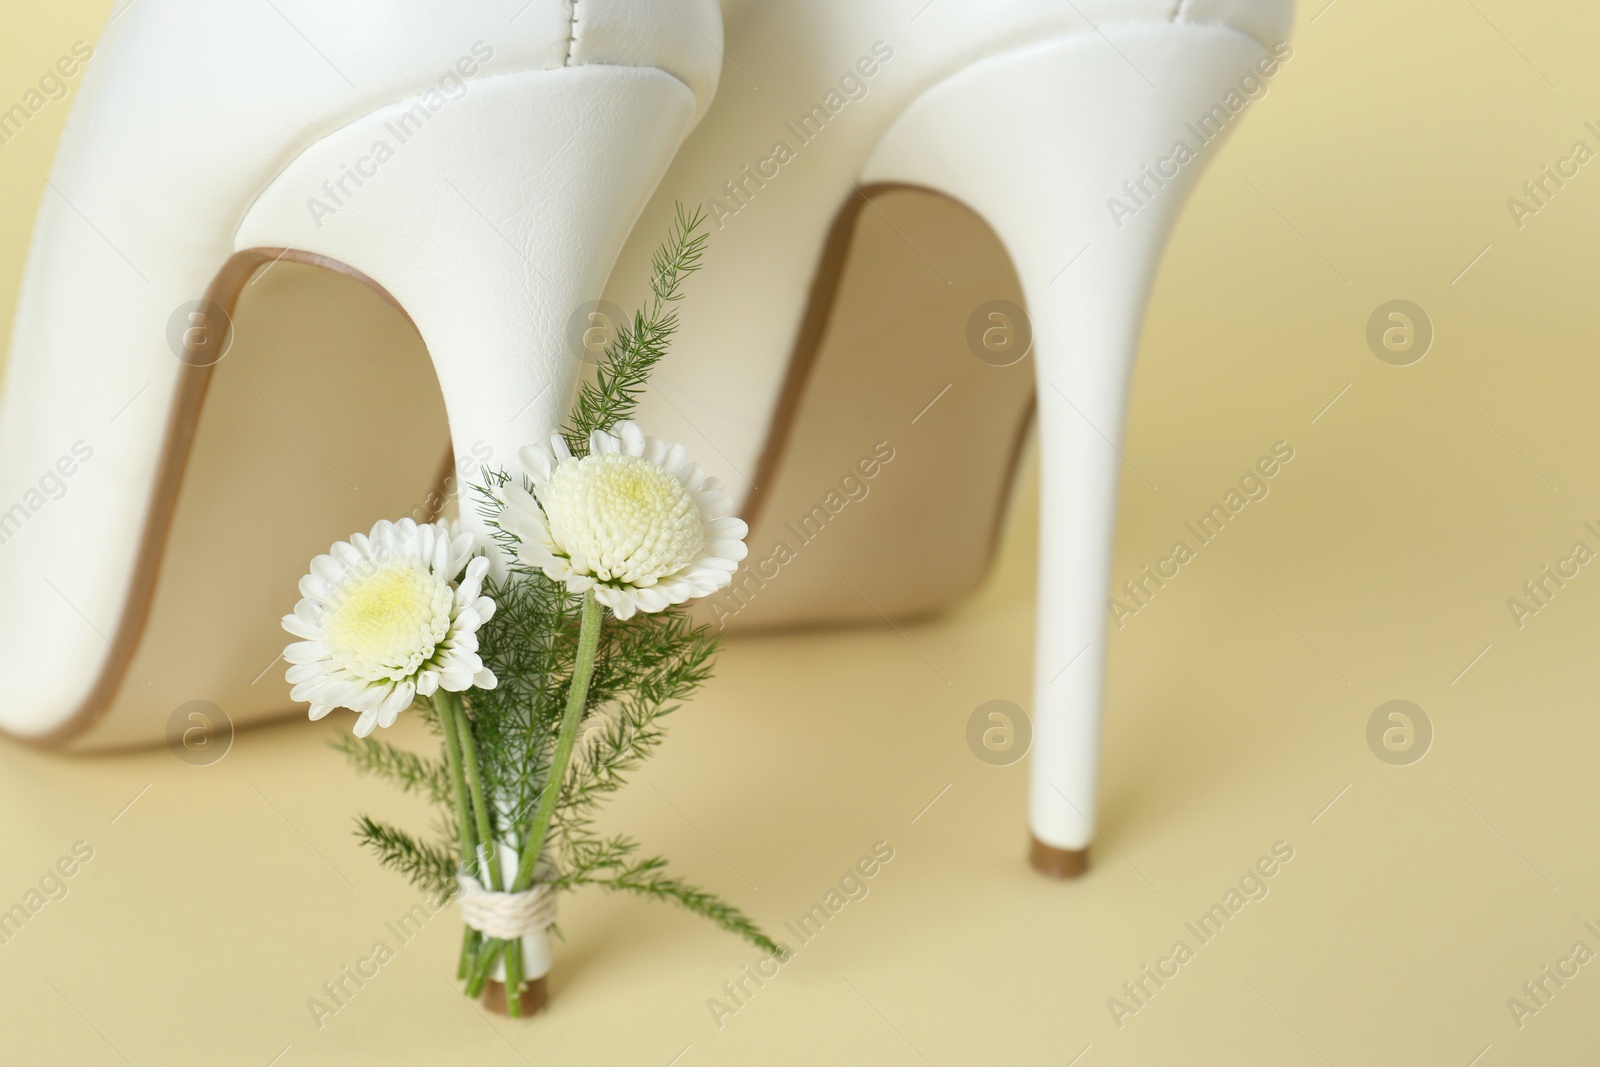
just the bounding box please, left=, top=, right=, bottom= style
left=859, top=20, right=1286, bottom=873
left=0, top=2, right=721, bottom=748
left=612, top=0, right=1290, bottom=871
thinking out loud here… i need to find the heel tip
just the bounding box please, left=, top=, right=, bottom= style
left=483, top=976, right=548, bottom=1016
left=1029, top=836, right=1089, bottom=879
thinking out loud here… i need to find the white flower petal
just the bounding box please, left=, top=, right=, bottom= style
left=632, top=586, right=671, bottom=613
left=616, top=421, right=645, bottom=454
left=282, top=614, right=319, bottom=640
left=282, top=641, right=328, bottom=665
left=596, top=586, right=636, bottom=620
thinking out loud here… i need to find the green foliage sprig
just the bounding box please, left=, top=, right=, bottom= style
left=352, top=814, right=456, bottom=899
left=563, top=202, right=707, bottom=454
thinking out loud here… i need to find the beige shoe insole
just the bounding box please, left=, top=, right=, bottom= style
left=80, top=260, right=450, bottom=750
left=693, top=186, right=1036, bottom=633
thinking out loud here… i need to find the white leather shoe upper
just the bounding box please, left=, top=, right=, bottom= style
left=0, top=0, right=720, bottom=739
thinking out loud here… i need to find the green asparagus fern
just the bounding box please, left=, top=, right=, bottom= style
left=563, top=202, right=708, bottom=453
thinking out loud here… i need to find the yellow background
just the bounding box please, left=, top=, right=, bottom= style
left=3, top=2, right=1600, bottom=1064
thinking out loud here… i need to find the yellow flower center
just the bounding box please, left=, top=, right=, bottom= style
left=540, top=453, right=705, bottom=585
left=322, top=559, right=453, bottom=681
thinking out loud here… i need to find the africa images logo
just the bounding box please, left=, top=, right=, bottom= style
left=1105, top=40, right=1293, bottom=230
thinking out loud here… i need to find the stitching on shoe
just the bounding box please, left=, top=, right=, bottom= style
left=564, top=0, right=580, bottom=66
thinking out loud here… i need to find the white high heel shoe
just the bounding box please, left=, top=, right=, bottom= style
left=613, top=0, right=1294, bottom=874
left=0, top=0, right=721, bottom=749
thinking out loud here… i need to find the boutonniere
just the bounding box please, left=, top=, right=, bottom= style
left=282, top=208, right=777, bottom=1016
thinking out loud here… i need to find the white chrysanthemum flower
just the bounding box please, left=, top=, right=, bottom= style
left=501, top=421, right=748, bottom=620
left=281, top=518, right=498, bottom=737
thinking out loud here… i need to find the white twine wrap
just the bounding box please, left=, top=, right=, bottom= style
left=456, top=872, right=557, bottom=940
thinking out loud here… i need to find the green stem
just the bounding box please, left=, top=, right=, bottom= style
left=447, top=692, right=523, bottom=1015
left=447, top=692, right=501, bottom=893
left=504, top=941, right=524, bottom=1019
left=466, top=589, right=605, bottom=995
left=516, top=589, right=604, bottom=890
left=437, top=694, right=480, bottom=979
left=463, top=937, right=495, bottom=997
left=457, top=926, right=477, bottom=982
